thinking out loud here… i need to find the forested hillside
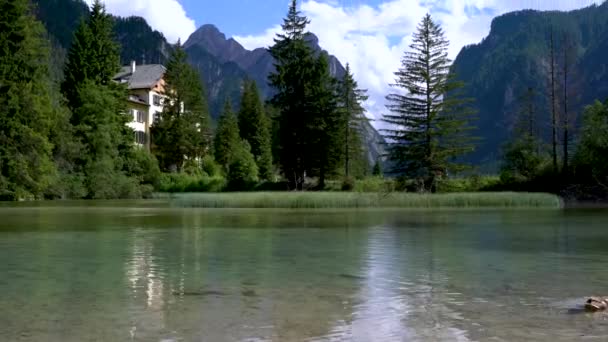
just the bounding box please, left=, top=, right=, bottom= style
left=452, top=2, right=608, bottom=167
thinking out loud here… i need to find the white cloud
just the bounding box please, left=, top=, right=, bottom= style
left=84, top=0, right=196, bottom=43
left=233, top=0, right=601, bottom=125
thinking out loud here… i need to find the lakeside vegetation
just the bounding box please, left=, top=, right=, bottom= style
left=1, top=0, right=608, bottom=202
left=168, top=192, right=562, bottom=209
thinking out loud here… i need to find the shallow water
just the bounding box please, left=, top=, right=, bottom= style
left=1, top=204, right=608, bottom=341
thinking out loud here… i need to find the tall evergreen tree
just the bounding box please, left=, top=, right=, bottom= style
left=337, top=63, right=369, bottom=178
left=269, top=0, right=314, bottom=189
left=310, top=53, right=341, bottom=188
left=152, top=43, right=211, bottom=172
left=269, top=0, right=339, bottom=189
left=238, top=80, right=273, bottom=180
left=0, top=0, right=57, bottom=199
left=60, top=0, right=140, bottom=198
left=383, top=14, right=476, bottom=192
left=61, top=0, right=119, bottom=111
left=214, top=101, right=240, bottom=172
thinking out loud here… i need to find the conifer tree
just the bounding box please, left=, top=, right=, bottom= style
left=152, top=43, right=211, bottom=172
left=60, top=0, right=140, bottom=198
left=383, top=14, right=476, bottom=192
left=0, top=0, right=57, bottom=199
left=62, top=0, right=120, bottom=111
left=269, top=0, right=339, bottom=189
left=238, top=80, right=273, bottom=180
left=311, top=53, right=341, bottom=188
left=214, top=101, right=240, bottom=172
left=337, top=63, right=369, bottom=178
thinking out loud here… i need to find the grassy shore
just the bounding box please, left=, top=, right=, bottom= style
left=168, top=192, right=562, bottom=209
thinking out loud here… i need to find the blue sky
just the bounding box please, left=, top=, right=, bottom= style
left=90, top=0, right=601, bottom=122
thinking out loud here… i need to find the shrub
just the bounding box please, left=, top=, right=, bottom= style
left=201, top=155, right=222, bottom=177
left=341, top=177, right=355, bottom=191
left=158, top=173, right=226, bottom=193
left=227, top=141, right=258, bottom=191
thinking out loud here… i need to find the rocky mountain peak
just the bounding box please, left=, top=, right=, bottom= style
left=184, top=24, right=248, bottom=63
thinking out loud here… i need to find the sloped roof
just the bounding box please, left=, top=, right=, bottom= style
left=114, top=64, right=166, bottom=90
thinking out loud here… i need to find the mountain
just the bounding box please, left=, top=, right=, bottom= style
left=452, top=2, right=608, bottom=168
left=183, top=24, right=346, bottom=116
left=31, top=0, right=385, bottom=167
left=183, top=24, right=383, bottom=165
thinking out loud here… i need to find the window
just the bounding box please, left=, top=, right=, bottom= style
left=153, top=95, right=163, bottom=106
left=136, top=111, right=146, bottom=123
left=153, top=111, right=161, bottom=125
left=134, top=131, right=146, bottom=145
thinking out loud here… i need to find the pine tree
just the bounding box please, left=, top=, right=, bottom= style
left=60, top=0, right=141, bottom=198
left=383, top=14, right=476, bottom=192
left=238, top=80, right=273, bottom=180
left=310, top=53, right=341, bottom=189
left=62, top=0, right=120, bottom=111
left=214, top=101, right=240, bottom=172
left=152, top=43, right=211, bottom=172
left=269, top=0, right=339, bottom=189
left=0, top=0, right=57, bottom=199
left=337, top=63, right=369, bottom=179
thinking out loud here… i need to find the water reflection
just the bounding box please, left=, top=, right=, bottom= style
left=2, top=207, right=608, bottom=341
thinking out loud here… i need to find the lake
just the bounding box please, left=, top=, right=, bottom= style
left=1, top=203, right=608, bottom=341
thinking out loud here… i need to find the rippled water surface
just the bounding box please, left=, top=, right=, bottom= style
left=2, top=203, right=608, bottom=341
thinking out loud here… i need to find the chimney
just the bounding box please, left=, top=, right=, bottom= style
left=131, top=60, right=136, bottom=74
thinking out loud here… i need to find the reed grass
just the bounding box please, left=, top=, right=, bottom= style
left=169, top=192, right=562, bottom=209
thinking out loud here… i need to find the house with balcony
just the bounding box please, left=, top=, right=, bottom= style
left=113, top=62, right=167, bottom=150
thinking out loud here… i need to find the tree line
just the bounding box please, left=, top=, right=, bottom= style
left=0, top=0, right=372, bottom=199
left=3, top=0, right=607, bottom=200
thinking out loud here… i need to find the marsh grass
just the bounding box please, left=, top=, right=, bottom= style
left=169, top=192, right=562, bottom=209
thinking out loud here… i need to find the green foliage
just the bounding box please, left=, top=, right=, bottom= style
left=572, top=101, right=608, bottom=184
left=61, top=0, right=120, bottom=110
left=227, top=141, right=259, bottom=191
left=152, top=43, right=211, bottom=172
left=451, top=3, right=608, bottom=163
left=500, top=87, right=547, bottom=184
left=171, top=192, right=562, bottom=209
left=0, top=0, right=57, bottom=199
left=238, top=80, right=273, bottom=180
left=123, top=147, right=162, bottom=189
left=337, top=63, right=369, bottom=179
left=353, top=177, right=395, bottom=193
left=383, top=14, right=476, bottom=192
left=372, top=160, right=383, bottom=177
left=158, top=173, right=225, bottom=193
left=269, top=0, right=342, bottom=189
left=213, top=101, right=240, bottom=171
left=341, top=177, right=355, bottom=191
left=201, top=155, right=222, bottom=178
left=437, top=175, right=501, bottom=193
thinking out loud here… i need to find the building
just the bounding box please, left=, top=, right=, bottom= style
left=113, top=62, right=167, bottom=150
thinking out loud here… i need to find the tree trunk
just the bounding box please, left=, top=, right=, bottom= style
left=549, top=26, right=559, bottom=173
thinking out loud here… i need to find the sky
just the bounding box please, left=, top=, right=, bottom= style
left=87, top=0, right=602, bottom=121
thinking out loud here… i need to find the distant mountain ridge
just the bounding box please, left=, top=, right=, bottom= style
left=451, top=2, right=608, bottom=167
left=32, top=0, right=385, bottom=166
